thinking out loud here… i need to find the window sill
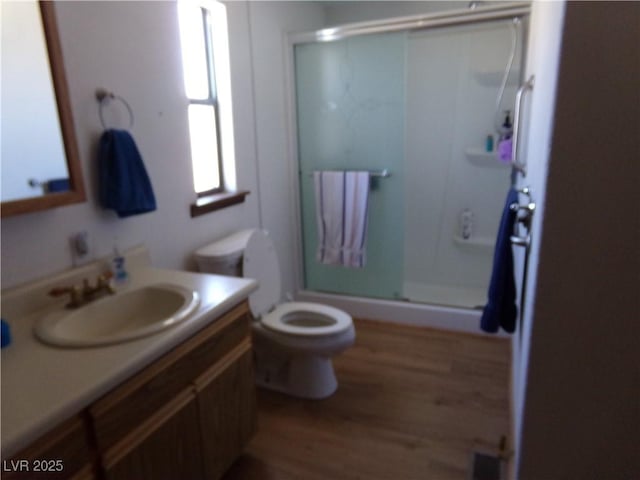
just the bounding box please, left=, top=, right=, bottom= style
left=190, top=190, right=250, bottom=218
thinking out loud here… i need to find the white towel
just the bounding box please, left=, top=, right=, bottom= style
left=313, top=171, right=370, bottom=268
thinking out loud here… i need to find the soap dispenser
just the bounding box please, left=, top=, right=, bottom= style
left=110, top=240, right=128, bottom=285
left=499, top=110, right=513, bottom=140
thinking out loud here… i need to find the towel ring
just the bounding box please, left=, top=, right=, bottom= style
left=96, top=88, right=134, bottom=130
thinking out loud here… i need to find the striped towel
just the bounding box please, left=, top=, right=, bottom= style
left=313, top=171, right=370, bottom=268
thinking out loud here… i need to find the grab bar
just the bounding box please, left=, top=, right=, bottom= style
left=512, top=75, right=534, bottom=176
left=308, top=169, right=391, bottom=178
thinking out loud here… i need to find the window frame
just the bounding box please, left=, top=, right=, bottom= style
left=180, top=1, right=250, bottom=217
left=185, top=5, right=225, bottom=197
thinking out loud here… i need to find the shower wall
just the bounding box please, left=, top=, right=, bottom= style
left=294, top=20, right=522, bottom=309
left=403, top=23, right=519, bottom=307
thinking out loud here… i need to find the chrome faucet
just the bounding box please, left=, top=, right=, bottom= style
left=49, top=272, right=116, bottom=308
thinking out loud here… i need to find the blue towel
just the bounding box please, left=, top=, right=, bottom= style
left=1, top=319, right=11, bottom=348
left=99, top=129, right=156, bottom=218
left=481, top=188, right=519, bottom=333
left=46, top=178, right=70, bottom=193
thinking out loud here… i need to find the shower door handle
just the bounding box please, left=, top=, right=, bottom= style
left=512, top=75, right=535, bottom=176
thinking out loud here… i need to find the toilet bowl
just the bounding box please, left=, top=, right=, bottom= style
left=194, top=229, right=355, bottom=399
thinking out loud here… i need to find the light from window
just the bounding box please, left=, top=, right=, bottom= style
left=177, top=5, right=209, bottom=101
left=178, top=1, right=227, bottom=195
left=188, top=105, right=220, bottom=192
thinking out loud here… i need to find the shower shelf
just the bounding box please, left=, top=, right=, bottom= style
left=453, top=234, right=495, bottom=251
left=465, top=148, right=509, bottom=168
left=473, top=70, right=521, bottom=87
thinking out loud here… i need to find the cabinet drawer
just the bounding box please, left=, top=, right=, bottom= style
left=90, top=302, right=251, bottom=451
left=2, top=415, right=91, bottom=480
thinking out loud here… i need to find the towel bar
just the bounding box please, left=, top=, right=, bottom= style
left=308, top=169, right=391, bottom=178
left=96, top=88, right=134, bottom=130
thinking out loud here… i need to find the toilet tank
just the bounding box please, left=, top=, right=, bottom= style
left=194, top=229, right=255, bottom=277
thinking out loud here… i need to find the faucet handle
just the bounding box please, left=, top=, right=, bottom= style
left=98, top=270, right=113, bottom=283
left=98, top=271, right=116, bottom=294
left=49, top=285, right=83, bottom=308
left=49, top=285, right=79, bottom=296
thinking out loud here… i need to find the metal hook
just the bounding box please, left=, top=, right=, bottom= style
left=96, top=88, right=134, bottom=130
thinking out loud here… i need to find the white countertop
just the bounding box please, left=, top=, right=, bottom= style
left=1, top=265, right=257, bottom=458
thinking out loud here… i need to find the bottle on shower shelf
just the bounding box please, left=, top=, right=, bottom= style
left=485, top=134, right=494, bottom=152
left=499, top=110, right=513, bottom=140
left=498, top=110, right=514, bottom=163
left=460, top=208, right=474, bottom=240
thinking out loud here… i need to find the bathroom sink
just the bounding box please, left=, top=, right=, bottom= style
left=34, top=284, right=200, bottom=347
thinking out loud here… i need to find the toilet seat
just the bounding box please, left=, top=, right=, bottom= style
left=262, top=302, right=352, bottom=337
left=243, top=231, right=352, bottom=338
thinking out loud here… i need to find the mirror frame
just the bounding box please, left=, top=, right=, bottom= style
left=1, top=2, right=86, bottom=218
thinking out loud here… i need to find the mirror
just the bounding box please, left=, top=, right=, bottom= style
left=1, top=1, right=85, bottom=217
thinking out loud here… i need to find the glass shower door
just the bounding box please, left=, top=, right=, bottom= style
left=294, top=19, right=522, bottom=309
left=295, top=32, right=406, bottom=300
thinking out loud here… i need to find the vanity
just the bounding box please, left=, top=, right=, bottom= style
left=1, top=247, right=258, bottom=479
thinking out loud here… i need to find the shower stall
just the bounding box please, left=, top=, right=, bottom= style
left=290, top=3, right=529, bottom=331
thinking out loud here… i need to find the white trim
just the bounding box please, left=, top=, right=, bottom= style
left=296, top=290, right=509, bottom=338
left=284, top=30, right=305, bottom=298
left=246, top=3, right=264, bottom=228
left=290, top=2, right=530, bottom=45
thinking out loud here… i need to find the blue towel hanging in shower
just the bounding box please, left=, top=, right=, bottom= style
left=480, top=188, right=519, bottom=334
left=99, top=129, right=156, bottom=218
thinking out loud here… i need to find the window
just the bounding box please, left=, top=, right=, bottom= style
left=178, top=1, right=247, bottom=216
left=178, top=2, right=223, bottom=195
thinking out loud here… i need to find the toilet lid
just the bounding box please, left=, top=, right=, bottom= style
left=195, top=229, right=254, bottom=261
left=243, top=230, right=281, bottom=318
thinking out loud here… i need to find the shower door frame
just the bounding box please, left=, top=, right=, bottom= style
left=284, top=1, right=531, bottom=329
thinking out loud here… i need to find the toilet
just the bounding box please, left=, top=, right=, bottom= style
left=194, top=229, right=355, bottom=399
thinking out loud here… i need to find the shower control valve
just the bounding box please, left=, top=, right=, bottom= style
left=510, top=201, right=535, bottom=228
left=509, top=201, right=535, bottom=214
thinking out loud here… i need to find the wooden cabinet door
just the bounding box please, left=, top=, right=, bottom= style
left=195, top=340, right=256, bottom=480
left=69, top=465, right=97, bottom=480
left=1, top=416, right=92, bottom=480
left=90, top=302, right=251, bottom=453
left=102, top=389, right=203, bottom=480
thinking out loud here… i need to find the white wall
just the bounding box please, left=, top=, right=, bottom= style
left=515, top=2, right=640, bottom=478
left=404, top=22, right=518, bottom=305
left=324, top=1, right=460, bottom=26
left=509, top=0, right=565, bottom=473
left=0, top=1, right=321, bottom=292
left=247, top=1, right=325, bottom=298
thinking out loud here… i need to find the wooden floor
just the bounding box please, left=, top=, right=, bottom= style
left=223, top=318, right=511, bottom=480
